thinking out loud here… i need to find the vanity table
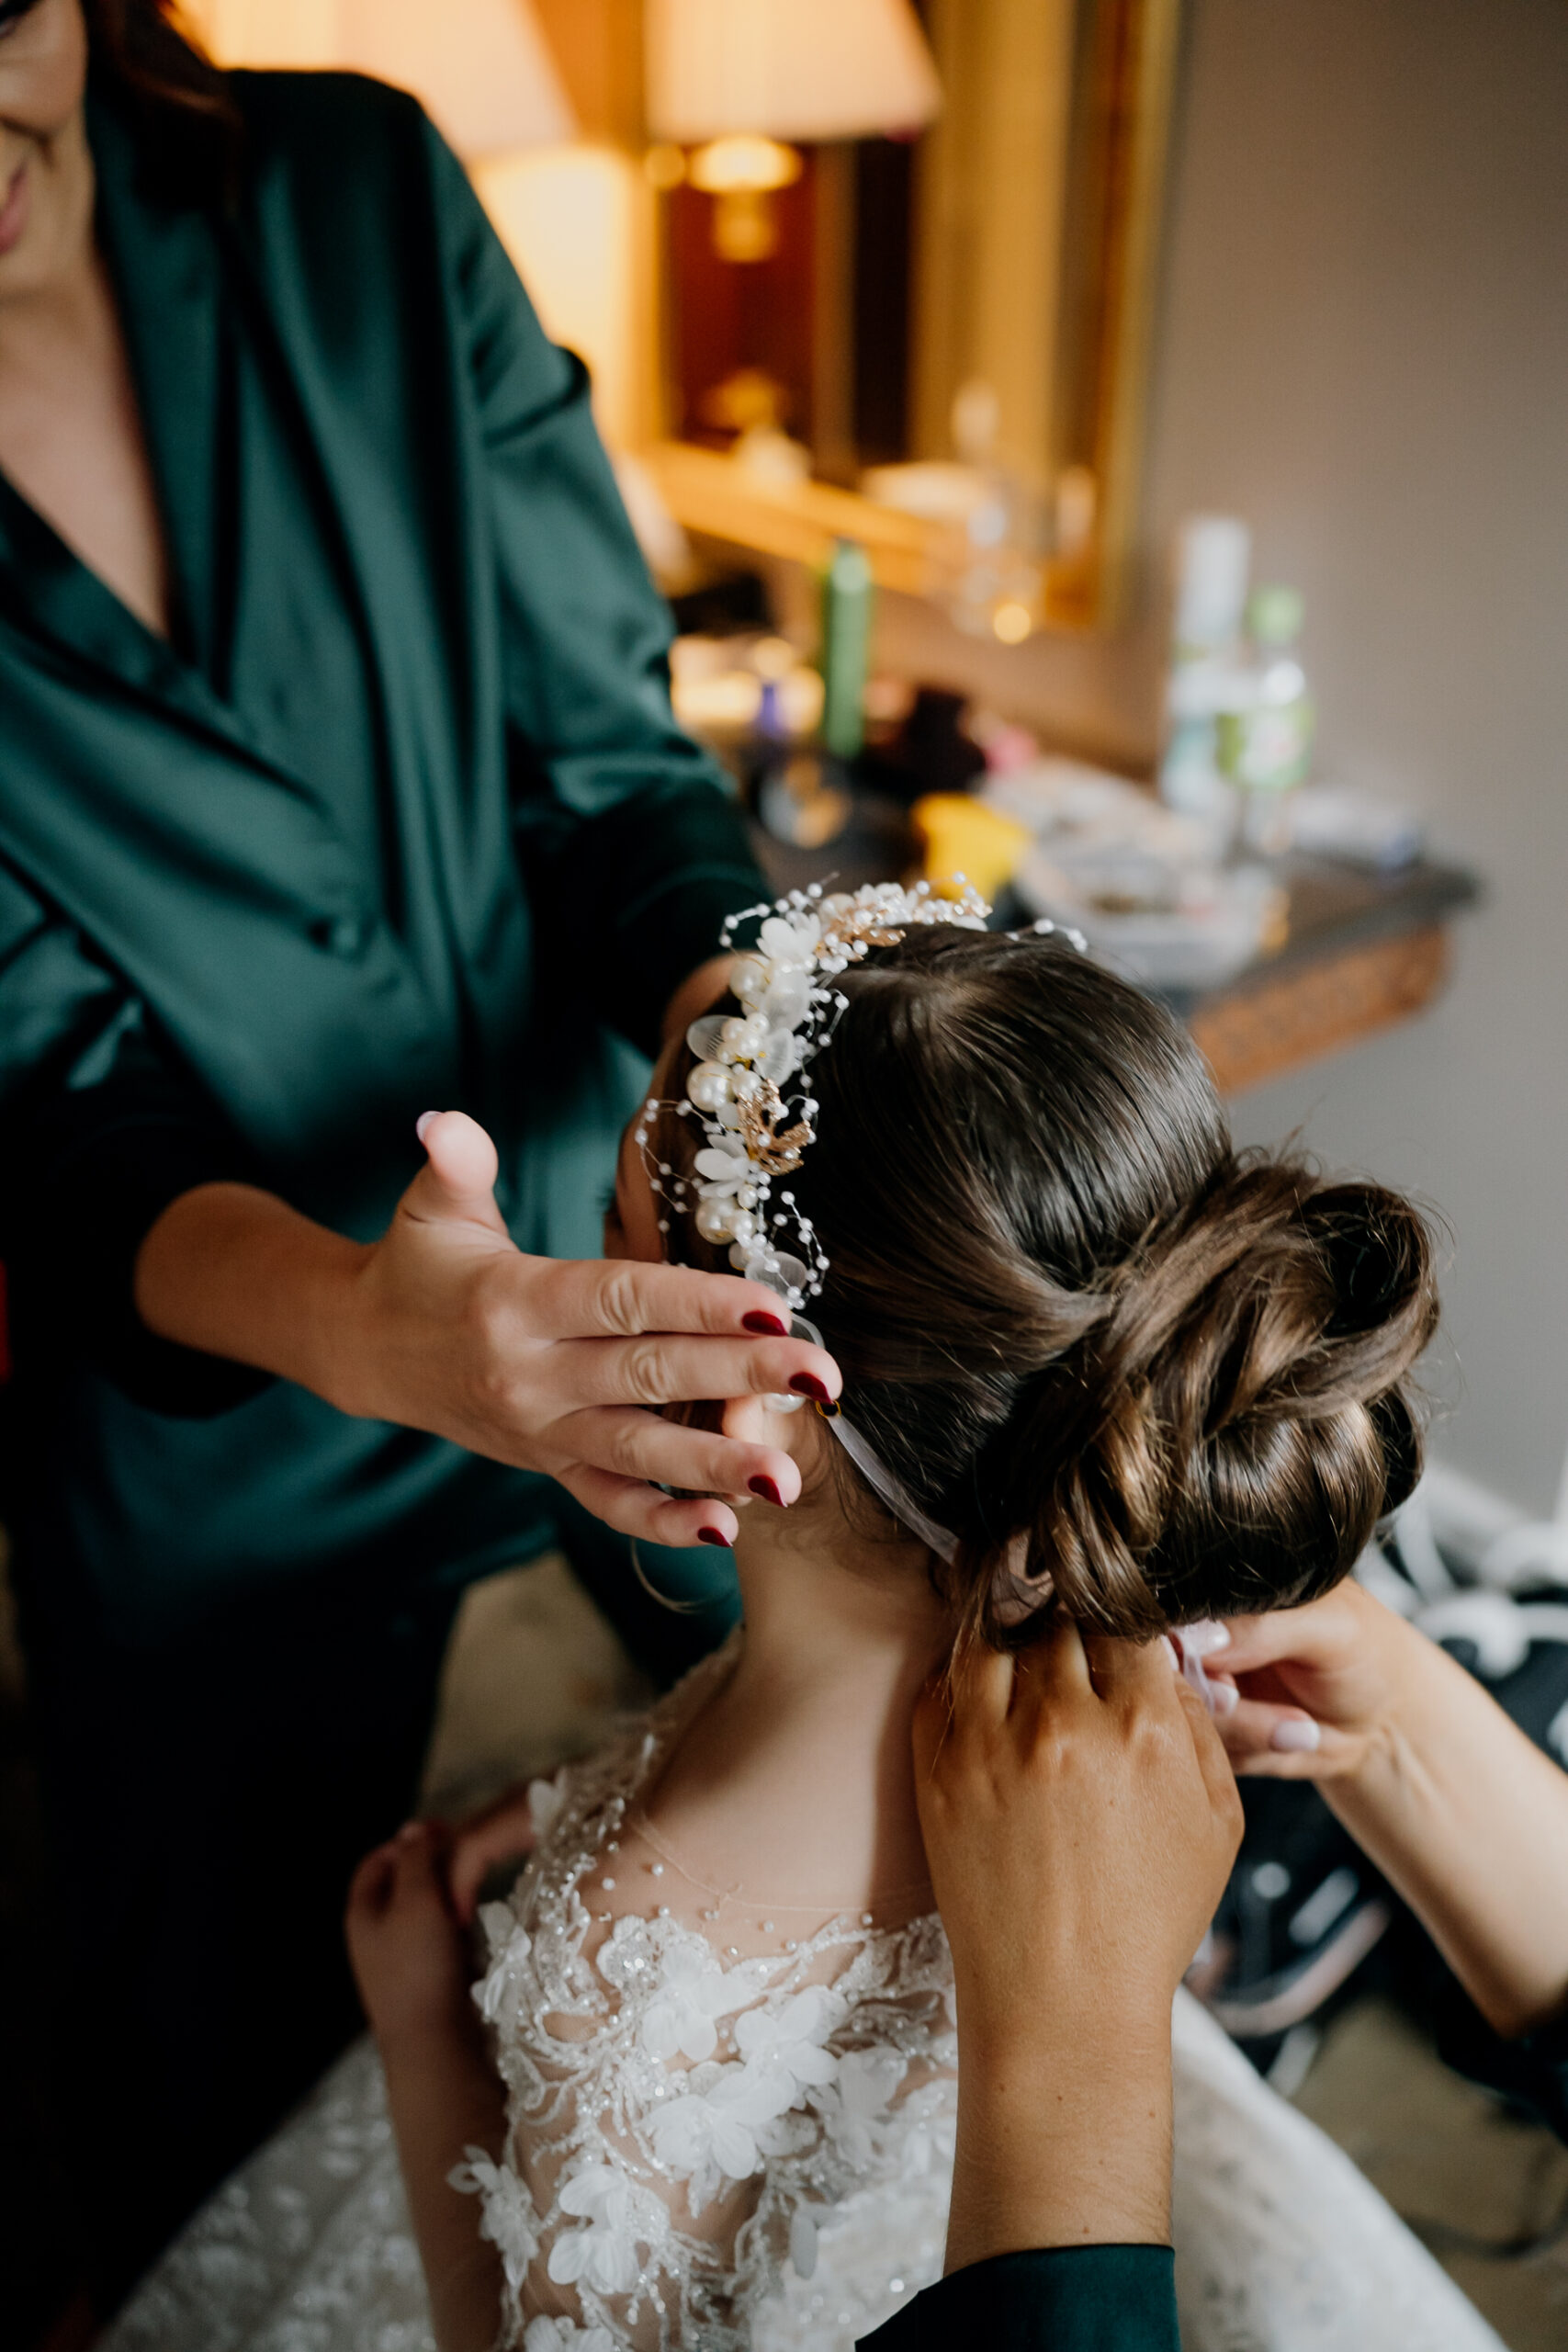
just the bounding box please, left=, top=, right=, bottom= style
left=740, top=778, right=1479, bottom=1100
left=641, top=0, right=1479, bottom=1101
left=1173, top=853, right=1477, bottom=1096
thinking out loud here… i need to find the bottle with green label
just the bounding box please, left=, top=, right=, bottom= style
left=1216, top=585, right=1315, bottom=852
left=820, top=537, right=875, bottom=763
left=755, top=541, right=872, bottom=848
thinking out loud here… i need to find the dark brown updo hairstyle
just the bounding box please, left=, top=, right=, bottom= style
left=84, top=1, right=242, bottom=206
left=659, top=924, right=1435, bottom=1646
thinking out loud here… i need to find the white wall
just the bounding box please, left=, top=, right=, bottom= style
left=884, top=0, right=1568, bottom=1511
left=1145, top=0, right=1568, bottom=1515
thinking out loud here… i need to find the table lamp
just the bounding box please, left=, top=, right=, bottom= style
left=645, top=0, right=940, bottom=262
left=183, top=0, right=576, bottom=159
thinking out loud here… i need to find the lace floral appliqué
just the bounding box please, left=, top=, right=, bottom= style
left=455, top=1650, right=957, bottom=2350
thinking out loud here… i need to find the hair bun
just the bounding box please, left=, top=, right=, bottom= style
left=1368, top=1387, right=1422, bottom=1513
left=660, top=923, right=1440, bottom=1650
left=987, top=1159, right=1438, bottom=1638
left=1307, top=1184, right=1431, bottom=1338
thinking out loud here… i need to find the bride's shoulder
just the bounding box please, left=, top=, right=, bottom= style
left=490, top=1634, right=745, bottom=1918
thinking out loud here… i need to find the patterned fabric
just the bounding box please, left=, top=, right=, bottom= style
left=100, top=2036, right=430, bottom=2352
left=457, top=1641, right=956, bottom=2348
left=106, top=1645, right=1509, bottom=2352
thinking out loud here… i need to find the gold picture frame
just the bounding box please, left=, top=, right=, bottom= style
left=644, top=0, right=1182, bottom=638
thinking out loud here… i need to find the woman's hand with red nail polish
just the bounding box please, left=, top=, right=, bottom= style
left=184, top=1109, right=845, bottom=1555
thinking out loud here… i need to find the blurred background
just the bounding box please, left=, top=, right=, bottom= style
left=174, top=0, right=1568, bottom=1547
left=9, top=3, right=1568, bottom=2346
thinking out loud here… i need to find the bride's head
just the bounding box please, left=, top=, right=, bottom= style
left=613, top=918, right=1434, bottom=1645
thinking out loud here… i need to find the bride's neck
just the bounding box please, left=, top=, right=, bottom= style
left=643, top=1510, right=950, bottom=1914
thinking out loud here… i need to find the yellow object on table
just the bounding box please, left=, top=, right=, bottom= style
left=911, top=793, right=1033, bottom=903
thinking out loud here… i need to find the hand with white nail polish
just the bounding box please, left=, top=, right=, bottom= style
left=1170, top=1619, right=1238, bottom=1717
left=1209, top=1581, right=1424, bottom=1782
left=1216, top=1578, right=1568, bottom=2041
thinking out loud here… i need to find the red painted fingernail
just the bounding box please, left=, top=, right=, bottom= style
left=698, top=1526, right=731, bottom=1547
left=742, top=1310, right=789, bottom=1336
left=789, top=1374, right=832, bottom=1404
left=749, top=1476, right=784, bottom=1507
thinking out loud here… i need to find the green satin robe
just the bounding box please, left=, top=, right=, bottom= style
left=0, top=72, right=759, bottom=1647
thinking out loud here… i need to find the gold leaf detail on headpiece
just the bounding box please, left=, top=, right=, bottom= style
left=740, top=1080, right=812, bottom=1174
left=818, top=908, right=908, bottom=958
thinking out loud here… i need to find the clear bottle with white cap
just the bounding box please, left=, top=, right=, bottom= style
left=1158, top=515, right=1254, bottom=824
left=1217, top=585, right=1316, bottom=854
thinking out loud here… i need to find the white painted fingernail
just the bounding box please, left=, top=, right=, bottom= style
left=1179, top=1619, right=1232, bottom=1657
left=1162, top=1634, right=1181, bottom=1670
left=1210, top=1678, right=1239, bottom=1717
left=1270, top=1716, right=1321, bottom=1753
left=416, top=1110, right=438, bottom=1143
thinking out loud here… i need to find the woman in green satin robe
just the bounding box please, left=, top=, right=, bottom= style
left=0, top=15, right=1274, bottom=2348
left=0, top=0, right=840, bottom=2297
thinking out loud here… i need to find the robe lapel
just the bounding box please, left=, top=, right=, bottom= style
left=91, top=96, right=225, bottom=686
left=0, top=98, right=317, bottom=804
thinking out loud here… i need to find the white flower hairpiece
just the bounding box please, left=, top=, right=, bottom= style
left=636, top=876, right=1090, bottom=1600
left=637, top=879, right=990, bottom=1312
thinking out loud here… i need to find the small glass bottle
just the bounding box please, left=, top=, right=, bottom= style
left=755, top=542, right=869, bottom=848
left=1158, top=515, right=1253, bottom=827
left=820, top=537, right=875, bottom=762
left=1217, top=585, right=1315, bottom=855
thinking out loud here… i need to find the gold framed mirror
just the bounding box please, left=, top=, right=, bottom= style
left=642, top=0, right=1182, bottom=636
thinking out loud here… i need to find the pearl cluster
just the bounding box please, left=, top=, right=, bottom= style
left=637, top=879, right=991, bottom=1312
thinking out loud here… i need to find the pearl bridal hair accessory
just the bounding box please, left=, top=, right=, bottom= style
left=637, top=880, right=1373, bottom=1682
left=639, top=878, right=1084, bottom=1587
left=637, top=878, right=991, bottom=1315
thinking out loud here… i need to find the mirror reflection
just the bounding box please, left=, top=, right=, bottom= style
left=652, top=0, right=1180, bottom=634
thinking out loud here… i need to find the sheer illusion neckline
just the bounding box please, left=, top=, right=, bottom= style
left=455, top=1636, right=963, bottom=2348
left=620, top=1630, right=936, bottom=1925
left=625, top=1804, right=934, bottom=1922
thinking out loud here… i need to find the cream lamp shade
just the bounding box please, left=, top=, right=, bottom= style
left=183, top=0, right=576, bottom=158
left=645, top=0, right=941, bottom=146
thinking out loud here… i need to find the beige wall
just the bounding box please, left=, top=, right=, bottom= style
left=885, top=0, right=1568, bottom=1511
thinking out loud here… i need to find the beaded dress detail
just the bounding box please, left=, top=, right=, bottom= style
left=101, top=1639, right=1509, bottom=2352
left=457, top=1638, right=958, bottom=2349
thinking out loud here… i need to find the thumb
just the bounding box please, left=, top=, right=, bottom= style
left=406, top=1110, right=510, bottom=1239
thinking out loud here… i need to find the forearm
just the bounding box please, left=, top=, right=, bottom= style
left=1327, top=1631, right=1568, bottom=2037
left=133, top=1181, right=368, bottom=1403
left=944, top=2023, right=1172, bottom=2276
left=378, top=2028, right=509, bottom=2352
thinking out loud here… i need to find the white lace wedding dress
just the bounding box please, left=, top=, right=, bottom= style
left=105, top=1642, right=1506, bottom=2352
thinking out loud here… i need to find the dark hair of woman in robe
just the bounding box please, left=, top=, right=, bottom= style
left=654, top=924, right=1437, bottom=1647
left=76, top=0, right=240, bottom=201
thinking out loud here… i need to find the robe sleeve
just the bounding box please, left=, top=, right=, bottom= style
left=426, top=125, right=765, bottom=1055
left=0, top=859, right=267, bottom=1412
left=855, top=2245, right=1181, bottom=2351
